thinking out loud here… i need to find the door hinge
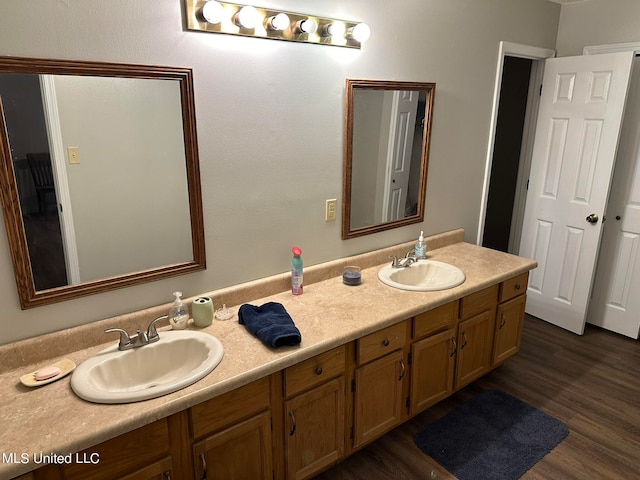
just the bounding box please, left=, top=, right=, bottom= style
left=407, top=352, right=412, bottom=365
left=351, top=379, right=356, bottom=393
left=270, top=418, right=273, bottom=431
left=526, top=179, right=529, bottom=190
left=59, top=203, right=63, bottom=212
left=406, top=396, right=410, bottom=409
left=350, top=426, right=354, bottom=440
left=539, top=84, right=543, bottom=96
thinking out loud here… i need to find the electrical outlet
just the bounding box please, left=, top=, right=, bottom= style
left=325, top=199, right=337, bottom=221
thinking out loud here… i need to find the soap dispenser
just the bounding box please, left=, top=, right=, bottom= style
left=415, top=231, right=427, bottom=260
left=169, top=291, right=189, bottom=330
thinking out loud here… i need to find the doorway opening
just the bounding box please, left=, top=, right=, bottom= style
left=477, top=42, right=555, bottom=254
left=482, top=56, right=533, bottom=252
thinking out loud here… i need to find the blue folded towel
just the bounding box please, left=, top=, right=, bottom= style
left=238, top=302, right=302, bottom=348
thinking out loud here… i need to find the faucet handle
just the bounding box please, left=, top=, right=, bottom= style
left=147, top=315, right=168, bottom=342
left=388, top=255, right=401, bottom=268
left=105, top=328, right=133, bottom=350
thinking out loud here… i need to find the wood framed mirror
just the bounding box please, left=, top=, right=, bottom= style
left=342, top=79, right=435, bottom=239
left=0, top=56, right=205, bottom=309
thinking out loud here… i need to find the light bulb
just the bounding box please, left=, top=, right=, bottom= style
left=201, top=1, right=224, bottom=24
left=236, top=5, right=261, bottom=29
left=350, top=22, right=371, bottom=43
left=267, top=12, right=290, bottom=31
left=298, top=18, right=318, bottom=34
left=323, top=22, right=346, bottom=38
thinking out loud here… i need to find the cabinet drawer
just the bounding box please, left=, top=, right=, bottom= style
left=191, top=376, right=270, bottom=439
left=357, top=321, right=407, bottom=365
left=459, top=284, right=499, bottom=320
left=284, top=345, right=346, bottom=397
left=499, top=272, right=529, bottom=303
left=413, top=301, right=458, bottom=339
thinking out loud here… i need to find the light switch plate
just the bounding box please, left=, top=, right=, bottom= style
left=68, top=147, right=80, bottom=164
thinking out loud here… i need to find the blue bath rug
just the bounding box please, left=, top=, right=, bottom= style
left=414, top=390, right=568, bottom=480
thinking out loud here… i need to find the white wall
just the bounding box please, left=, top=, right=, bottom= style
left=0, top=0, right=560, bottom=344
left=556, top=0, right=640, bottom=56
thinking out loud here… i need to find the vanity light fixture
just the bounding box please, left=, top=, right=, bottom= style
left=185, top=0, right=370, bottom=48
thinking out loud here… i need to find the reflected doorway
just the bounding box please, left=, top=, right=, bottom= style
left=0, top=73, right=68, bottom=289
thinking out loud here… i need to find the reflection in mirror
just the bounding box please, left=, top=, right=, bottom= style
left=342, top=79, right=435, bottom=239
left=0, top=57, right=205, bottom=309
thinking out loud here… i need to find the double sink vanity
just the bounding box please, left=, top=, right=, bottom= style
left=0, top=229, right=536, bottom=480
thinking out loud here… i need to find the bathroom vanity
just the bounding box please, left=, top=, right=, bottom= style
left=0, top=229, right=536, bottom=480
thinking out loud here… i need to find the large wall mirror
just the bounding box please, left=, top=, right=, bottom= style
left=0, top=56, right=205, bottom=309
left=342, top=79, right=435, bottom=239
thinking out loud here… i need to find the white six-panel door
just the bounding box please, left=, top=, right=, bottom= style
left=519, top=51, right=634, bottom=334
left=587, top=56, right=640, bottom=339
left=383, top=90, right=418, bottom=221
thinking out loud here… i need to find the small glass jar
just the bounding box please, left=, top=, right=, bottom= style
left=343, top=266, right=362, bottom=286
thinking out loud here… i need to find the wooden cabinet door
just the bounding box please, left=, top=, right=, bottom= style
left=353, top=350, right=405, bottom=448
left=44, top=419, right=171, bottom=480
left=493, top=295, right=526, bottom=365
left=118, top=457, right=173, bottom=480
left=194, top=411, right=273, bottom=480
left=410, top=329, right=456, bottom=415
left=455, top=309, right=494, bottom=389
left=284, top=377, right=345, bottom=480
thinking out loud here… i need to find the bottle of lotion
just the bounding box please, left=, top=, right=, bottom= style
left=291, top=247, right=304, bottom=295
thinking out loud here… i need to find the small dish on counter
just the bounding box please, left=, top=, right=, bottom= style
left=20, top=358, right=76, bottom=387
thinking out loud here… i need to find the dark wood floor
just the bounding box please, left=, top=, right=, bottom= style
left=316, top=315, right=640, bottom=480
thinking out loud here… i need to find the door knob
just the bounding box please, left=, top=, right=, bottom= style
left=586, top=213, right=599, bottom=224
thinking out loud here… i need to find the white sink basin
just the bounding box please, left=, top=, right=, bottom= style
left=378, top=260, right=466, bottom=291
left=71, top=330, right=223, bottom=404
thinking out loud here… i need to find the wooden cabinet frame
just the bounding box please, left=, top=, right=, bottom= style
left=24, top=273, right=529, bottom=480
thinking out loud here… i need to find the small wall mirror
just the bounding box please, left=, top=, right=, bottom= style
left=342, top=79, right=435, bottom=239
left=0, top=56, right=205, bottom=309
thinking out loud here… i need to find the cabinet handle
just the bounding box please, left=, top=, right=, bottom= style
left=163, top=470, right=172, bottom=480
left=398, top=359, right=406, bottom=381
left=461, top=332, right=468, bottom=350
left=515, top=284, right=521, bottom=290
left=450, top=337, right=457, bottom=357
left=289, top=411, right=296, bottom=436
left=200, top=453, right=208, bottom=480
left=383, top=339, right=390, bottom=347
left=315, top=366, right=323, bottom=375
left=499, top=312, right=507, bottom=329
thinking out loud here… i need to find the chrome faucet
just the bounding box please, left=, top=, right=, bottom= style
left=389, top=250, right=418, bottom=268
left=105, top=315, right=168, bottom=351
